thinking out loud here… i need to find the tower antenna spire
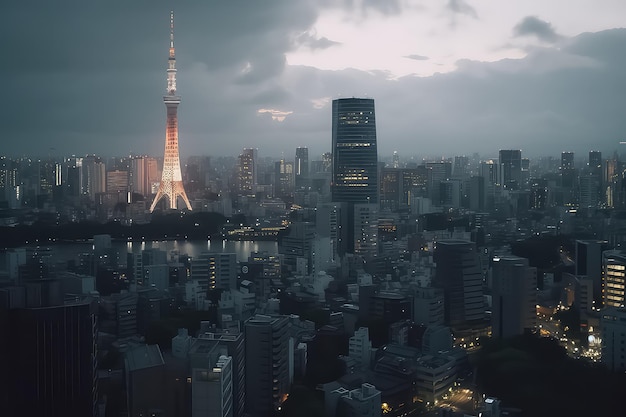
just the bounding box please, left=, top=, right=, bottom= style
left=170, top=10, right=175, bottom=50
left=150, top=11, right=192, bottom=212
left=166, top=10, right=177, bottom=95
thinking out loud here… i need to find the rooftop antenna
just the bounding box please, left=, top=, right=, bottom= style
left=170, top=10, right=175, bottom=52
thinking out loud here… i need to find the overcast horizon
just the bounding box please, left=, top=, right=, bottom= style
left=3, top=1, right=626, bottom=160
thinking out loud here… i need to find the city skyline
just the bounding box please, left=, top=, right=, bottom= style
left=3, top=2, right=626, bottom=159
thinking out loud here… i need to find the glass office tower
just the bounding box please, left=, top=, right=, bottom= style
left=331, top=98, right=379, bottom=204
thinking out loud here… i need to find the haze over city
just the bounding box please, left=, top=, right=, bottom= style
left=4, top=0, right=626, bottom=159
left=5, top=2, right=626, bottom=417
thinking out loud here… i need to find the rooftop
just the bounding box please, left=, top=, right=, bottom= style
left=125, top=344, right=164, bottom=372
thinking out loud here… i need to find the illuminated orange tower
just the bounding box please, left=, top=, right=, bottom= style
left=150, top=11, right=192, bottom=212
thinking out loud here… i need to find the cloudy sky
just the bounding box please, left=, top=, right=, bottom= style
left=4, top=0, right=626, bottom=161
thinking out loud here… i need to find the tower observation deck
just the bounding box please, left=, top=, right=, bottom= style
left=150, top=11, right=192, bottom=212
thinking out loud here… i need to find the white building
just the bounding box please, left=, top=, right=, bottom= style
left=191, top=252, right=237, bottom=293
left=349, top=327, right=372, bottom=371
left=326, top=383, right=381, bottom=417
left=602, top=250, right=626, bottom=308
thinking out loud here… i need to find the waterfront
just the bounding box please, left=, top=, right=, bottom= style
left=1, top=240, right=278, bottom=268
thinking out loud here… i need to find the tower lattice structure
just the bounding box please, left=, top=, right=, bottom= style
left=150, top=11, right=192, bottom=212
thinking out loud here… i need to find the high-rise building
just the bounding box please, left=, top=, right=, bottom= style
left=331, top=98, right=378, bottom=204
left=575, top=240, right=605, bottom=304
left=0, top=295, right=98, bottom=417
left=602, top=250, right=626, bottom=308
left=432, top=240, right=485, bottom=327
left=194, top=330, right=246, bottom=417
left=521, top=157, right=530, bottom=189
left=499, top=150, right=522, bottom=190
left=130, top=156, right=158, bottom=197
left=191, top=252, right=238, bottom=292
left=279, top=222, right=315, bottom=275
left=106, top=169, right=129, bottom=194
left=244, top=315, right=290, bottom=416
left=561, top=151, right=574, bottom=169
left=150, top=12, right=192, bottom=212
left=331, top=98, right=379, bottom=256
left=589, top=151, right=602, bottom=176
left=380, top=168, right=401, bottom=210
left=82, top=155, right=106, bottom=200
left=379, top=167, right=428, bottom=211
left=560, top=151, right=577, bottom=189
left=425, top=160, right=452, bottom=204
left=579, top=173, right=602, bottom=208
left=452, top=155, right=469, bottom=179
left=439, top=179, right=461, bottom=208
left=190, top=350, right=233, bottom=417
left=412, top=287, right=445, bottom=326
left=584, top=150, right=603, bottom=206
left=295, top=147, right=309, bottom=189
left=491, top=256, right=537, bottom=338
left=353, top=203, right=379, bottom=258
left=469, top=175, right=487, bottom=211
left=316, top=202, right=349, bottom=257
left=601, top=307, right=626, bottom=372
left=237, top=148, right=257, bottom=196
left=479, top=159, right=499, bottom=185
left=274, top=159, right=294, bottom=200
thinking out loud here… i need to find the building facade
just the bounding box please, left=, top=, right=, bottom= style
left=601, top=307, right=626, bottom=372
left=433, top=240, right=485, bottom=327
left=244, top=315, right=290, bottom=416
left=491, top=256, right=537, bottom=338
left=331, top=98, right=379, bottom=204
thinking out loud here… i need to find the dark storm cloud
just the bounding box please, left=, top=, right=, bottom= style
left=322, top=0, right=404, bottom=15
left=275, top=29, right=626, bottom=159
left=1, top=0, right=319, bottom=157
left=514, top=16, right=561, bottom=43
left=404, top=54, right=429, bottom=61
left=3, top=1, right=626, bottom=162
left=446, top=0, right=478, bottom=19
left=361, top=0, right=403, bottom=15
left=295, top=32, right=341, bottom=50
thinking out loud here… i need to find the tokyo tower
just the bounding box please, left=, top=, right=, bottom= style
left=150, top=11, right=192, bottom=212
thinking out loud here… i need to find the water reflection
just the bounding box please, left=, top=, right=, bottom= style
left=29, top=240, right=278, bottom=263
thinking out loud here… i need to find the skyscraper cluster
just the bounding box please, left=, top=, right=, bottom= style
left=6, top=10, right=626, bottom=417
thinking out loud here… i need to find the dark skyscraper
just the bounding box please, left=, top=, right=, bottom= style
left=295, top=147, right=309, bottom=189
left=561, top=151, right=574, bottom=169
left=432, top=240, right=485, bottom=327
left=0, top=294, right=98, bottom=417
left=491, top=256, right=537, bottom=339
left=331, top=98, right=379, bottom=204
left=589, top=150, right=602, bottom=176
left=499, top=149, right=522, bottom=190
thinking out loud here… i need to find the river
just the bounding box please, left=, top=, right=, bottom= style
left=1, top=240, right=278, bottom=268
